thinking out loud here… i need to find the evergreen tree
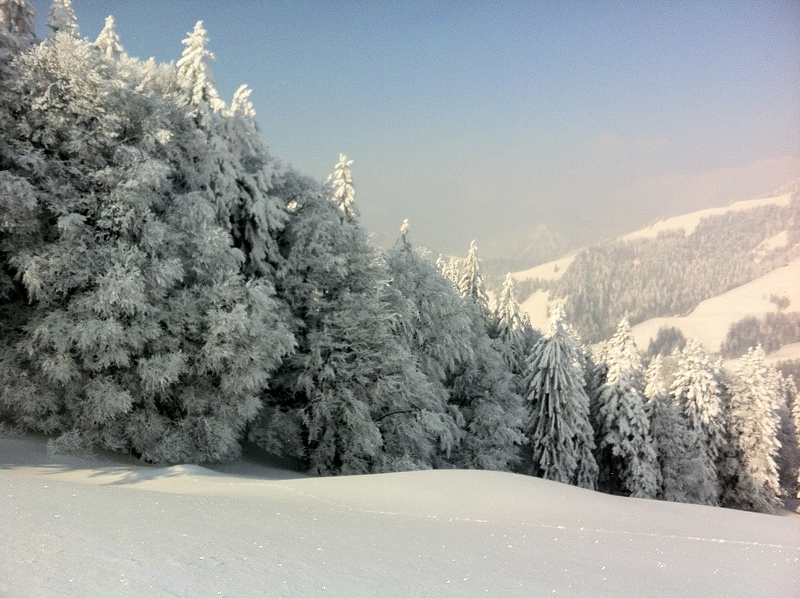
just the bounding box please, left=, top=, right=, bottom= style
left=593, top=319, right=659, bottom=497
left=328, top=153, right=357, bottom=220
left=773, top=371, right=799, bottom=499
left=93, top=15, right=124, bottom=60
left=175, top=21, right=225, bottom=121
left=523, top=304, right=598, bottom=488
left=493, top=272, right=528, bottom=375
left=645, top=355, right=716, bottom=504
left=458, top=240, right=489, bottom=313
left=670, top=338, right=724, bottom=501
left=436, top=254, right=460, bottom=288
left=385, top=226, right=474, bottom=387
left=46, top=0, right=78, bottom=36
left=386, top=226, right=525, bottom=471
left=252, top=183, right=457, bottom=474
left=218, top=84, right=287, bottom=278
left=721, top=347, right=782, bottom=512
left=0, top=0, right=35, bottom=60
left=0, top=23, right=293, bottom=463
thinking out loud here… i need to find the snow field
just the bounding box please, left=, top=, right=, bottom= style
left=2, top=434, right=798, bottom=597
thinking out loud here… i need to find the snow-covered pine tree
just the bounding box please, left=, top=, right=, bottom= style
left=46, top=0, right=77, bottom=36
left=251, top=184, right=457, bottom=474
left=385, top=225, right=474, bottom=388
left=593, top=319, right=659, bottom=497
left=523, top=304, right=598, bottom=488
left=773, top=370, right=799, bottom=500
left=458, top=240, right=490, bottom=314
left=493, top=272, right=531, bottom=376
left=218, top=84, right=287, bottom=278
left=93, top=15, right=124, bottom=61
left=644, top=355, right=716, bottom=504
left=721, top=347, right=782, bottom=512
left=385, top=224, right=525, bottom=471
left=670, top=338, right=724, bottom=501
left=436, top=254, right=460, bottom=288
left=0, top=0, right=35, bottom=62
left=328, top=153, right=357, bottom=220
left=171, top=20, right=242, bottom=232
left=0, top=21, right=294, bottom=463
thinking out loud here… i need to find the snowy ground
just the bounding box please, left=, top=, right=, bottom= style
left=2, top=434, right=798, bottom=597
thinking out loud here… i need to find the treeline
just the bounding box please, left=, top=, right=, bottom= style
left=1, top=2, right=797, bottom=514
left=721, top=312, right=800, bottom=358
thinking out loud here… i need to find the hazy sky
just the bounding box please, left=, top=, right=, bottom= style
left=31, top=0, right=800, bottom=256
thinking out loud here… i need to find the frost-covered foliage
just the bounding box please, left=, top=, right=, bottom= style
left=46, top=0, right=77, bottom=36
left=93, top=15, right=124, bottom=61
left=328, top=153, right=357, bottom=220
left=251, top=187, right=457, bottom=474
left=592, top=319, right=659, bottom=498
left=523, top=304, right=598, bottom=488
left=436, top=254, right=460, bottom=288
left=720, top=347, right=782, bottom=512
left=0, top=21, right=293, bottom=463
left=386, top=229, right=525, bottom=471
left=645, top=356, right=716, bottom=504
left=492, top=273, right=535, bottom=376
left=458, top=240, right=490, bottom=314
left=670, top=339, right=724, bottom=501
left=218, top=84, right=287, bottom=278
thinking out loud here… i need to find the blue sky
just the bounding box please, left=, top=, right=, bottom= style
left=31, top=1, right=800, bottom=256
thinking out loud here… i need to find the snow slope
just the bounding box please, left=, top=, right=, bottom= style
left=2, top=434, right=798, bottom=597
left=631, top=256, right=800, bottom=353
left=513, top=251, right=578, bottom=283
left=619, top=192, right=794, bottom=242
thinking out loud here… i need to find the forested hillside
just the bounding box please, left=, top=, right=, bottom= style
left=514, top=190, right=800, bottom=343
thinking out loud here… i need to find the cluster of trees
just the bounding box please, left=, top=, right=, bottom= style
left=721, top=312, right=800, bottom=358
left=1, top=2, right=797, bottom=514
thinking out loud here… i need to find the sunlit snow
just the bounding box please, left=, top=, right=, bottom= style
left=2, top=434, right=798, bottom=597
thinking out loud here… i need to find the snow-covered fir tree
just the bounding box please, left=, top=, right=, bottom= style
left=771, top=368, right=798, bottom=500
left=328, top=153, right=357, bottom=220
left=592, top=319, right=659, bottom=497
left=523, top=304, right=598, bottom=488
left=217, top=84, right=287, bottom=278
left=46, top=0, right=77, bottom=36
left=457, top=240, right=490, bottom=314
left=93, top=15, right=124, bottom=60
left=0, top=0, right=35, bottom=64
left=386, top=222, right=526, bottom=471
left=175, top=21, right=225, bottom=120
left=251, top=183, right=457, bottom=474
left=645, top=355, right=717, bottom=504
left=385, top=225, right=474, bottom=388
left=436, top=254, right=460, bottom=288
left=492, top=272, right=531, bottom=376
left=721, top=347, right=782, bottom=512
left=670, top=338, right=724, bottom=501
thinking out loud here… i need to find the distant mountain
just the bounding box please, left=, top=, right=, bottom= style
left=479, top=224, right=576, bottom=279
left=511, top=181, right=800, bottom=358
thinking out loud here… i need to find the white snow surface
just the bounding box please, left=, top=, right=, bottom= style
left=512, top=251, right=578, bottom=283
left=631, top=256, right=800, bottom=353
left=618, top=192, right=794, bottom=242
left=2, top=434, right=798, bottom=597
